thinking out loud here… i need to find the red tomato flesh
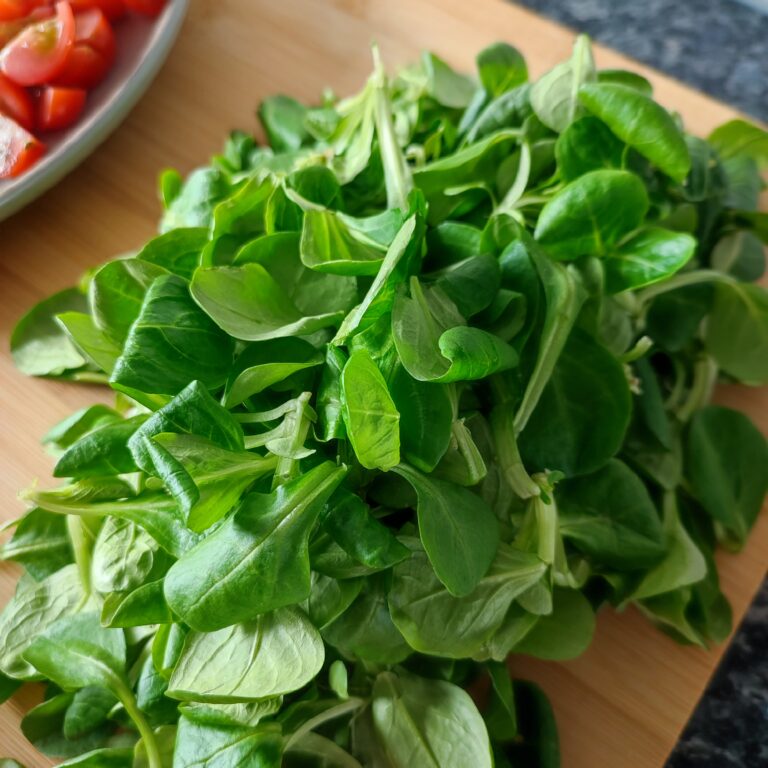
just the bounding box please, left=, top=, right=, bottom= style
left=0, top=0, right=34, bottom=22
left=54, top=7, right=113, bottom=86
left=123, top=0, right=163, bottom=17
left=68, top=0, right=124, bottom=21
left=37, top=84, right=84, bottom=130
left=0, top=113, right=44, bottom=177
left=0, top=70, right=34, bottom=129
left=0, top=1, right=75, bottom=86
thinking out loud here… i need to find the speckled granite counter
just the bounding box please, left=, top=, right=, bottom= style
left=514, top=0, right=768, bottom=122
left=667, top=582, right=768, bottom=767
left=511, top=0, right=768, bottom=764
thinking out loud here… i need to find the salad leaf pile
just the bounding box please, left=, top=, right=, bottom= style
left=3, top=36, right=768, bottom=768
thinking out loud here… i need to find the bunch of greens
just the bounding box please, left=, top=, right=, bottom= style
left=2, top=36, right=768, bottom=768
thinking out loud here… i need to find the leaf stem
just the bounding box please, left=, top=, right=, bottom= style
left=372, top=45, right=412, bottom=211
left=676, top=355, right=718, bottom=423
left=114, top=678, right=162, bottom=768
left=636, top=269, right=734, bottom=304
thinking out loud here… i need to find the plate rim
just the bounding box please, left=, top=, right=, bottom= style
left=0, top=0, right=191, bottom=223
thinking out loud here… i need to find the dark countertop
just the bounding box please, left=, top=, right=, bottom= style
left=513, top=0, right=768, bottom=122
left=511, top=1, right=768, bottom=765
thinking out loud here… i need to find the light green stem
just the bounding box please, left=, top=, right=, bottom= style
left=636, top=269, right=735, bottom=304
left=677, top=356, right=718, bottom=423
left=372, top=45, right=412, bottom=211
left=115, top=679, right=162, bottom=768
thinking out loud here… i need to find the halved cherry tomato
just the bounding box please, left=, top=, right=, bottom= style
left=0, top=1, right=75, bottom=86
left=54, top=7, right=113, bottom=86
left=37, top=84, right=84, bottom=130
left=0, top=71, right=34, bottom=129
left=0, top=6, right=53, bottom=46
left=0, top=113, right=44, bottom=177
left=68, top=0, right=124, bottom=21
left=123, top=0, right=163, bottom=17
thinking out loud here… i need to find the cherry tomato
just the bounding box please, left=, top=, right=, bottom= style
left=37, top=84, right=84, bottom=130
left=123, top=0, right=163, bottom=17
left=0, top=71, right=34, bottom=129
left=0, top=6, right=53, bottom=47
left=0, top=113, right=44, bottom=177
left=0, top=1, right=75, bottom=87
left=0, top=0, right=34, bottom=21
left=68, top=0, right=124, bottom=21
left=54, top=7, right=113, bottom=87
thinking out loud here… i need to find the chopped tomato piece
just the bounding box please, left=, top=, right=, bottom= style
left=68, top=0, right=124, bottom=20
left=73, top=6, right=113, bottom=56
left=0, top=1, right=75, bottom=87
left=0, top=71, right=35, bottom=129
left=0, top=0, right=34, bottom=21
left=123, top=0, right=163, bottom=16
left=0, top=113, right=44, bottom=177
left=54, top=6, right=113, bottom=86
left=37, top=84, right=85, bottom=130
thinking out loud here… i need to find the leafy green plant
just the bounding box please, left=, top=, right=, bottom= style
left=2, top=37, right=767, bottom=768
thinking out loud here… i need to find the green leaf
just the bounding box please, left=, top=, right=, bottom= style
left=224, top=338, right=323, bottom=408
left=136, top=228, right=208, bottom=279
left=477, top=42, right=528, bottom=97
left=633, top=494, right=707, bottom=600
left=91, top=517, right=161, bottom=594
left=322, top=576, right=412, bottom=665
left=0, top=565, right=83, bottom=680
left=709, top=118, right=768, bottom=166
left=704, top=281, right=768, bottom=384
left=686, top=406, right=768, bottom=546
left=341, top=350, right=400, bottom=471
left=530, top=34, right=596, bottom=133
left=101, top=580, right=172, bottom=628
left=711, top=231, right=765, bottom=282
left=579, top=82, right=691, bottom=181
left=423, top=52, right=476, bottom=109
left=372, top=670, right=493, bottom=768
left=320, top=489, right=409, bottom=570
left=129, top=380, right=244, bottom=469
left=56, top=312, right=122, bottom=374
left=645, top=283, right=714, bottom=352
left=392, top=280, right=517, bottom=383
left=557, top=459, right=664, bottom=569
left=555, top=115, right=624, bottom=181
left=0, top=508, right=73, bottom=581
left=89, top=259, right=168, bottom=344
left=512, top=588, right=595, bottom=660
left=11, top=288, right=88, bottom=377
left=23, top=613, right=126, bottom=691
left=301, top=209, right=388, bottom=275
left=175, top=716, right=282, bottom=767
left=63, top=686, right=117, bottom=740
left=388, top=537, right=545, bottom=657
left=167, top=608, right=323, bottom=702
left=259, top=94, right=309, bottom=152
left=316, top=346, right=347, bottom=441
left=413, top=131, right=519, bottom=224
left=164, top=461, right=346, bottom=630
left=111, top=274, right=234, bottom=395
left=191, top=263, right=344, bottom=341
left=235, top=231, right=359, bottom=318
left=519, top=330, right=632, bottom=477
left=390, top=365, right=453, bottom=473
left=160, top=167, right=227, bottom=232
left=53, top=416, right=145, bottom=479
left=394, top=464, right=499, bottom=597
left=534, top=170, right=649, bottom=258
left=604, top=228, right=695, bottom=294
left=597, top=69, right=653, bottom=94
left=58, top=749, right=134, bottom=767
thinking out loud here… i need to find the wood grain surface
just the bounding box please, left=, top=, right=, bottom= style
left=1, top=0, right=765, bottom=765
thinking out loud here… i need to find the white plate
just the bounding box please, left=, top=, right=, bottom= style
left=0, top=0, right=189, bottom=222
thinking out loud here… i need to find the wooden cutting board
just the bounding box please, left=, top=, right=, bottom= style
left=1, top=0, right=766, bottom=765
